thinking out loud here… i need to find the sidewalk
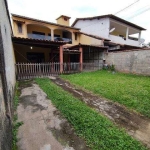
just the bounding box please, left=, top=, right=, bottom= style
left=16, top=81, right=89, bottom=150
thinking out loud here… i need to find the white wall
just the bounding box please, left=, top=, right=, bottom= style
left=74, top=18, right=110, bottom=39
left=0, top=0, right=16, bottom=91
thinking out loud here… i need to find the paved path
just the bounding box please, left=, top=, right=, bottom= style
left=17, top=81, right=89, bottom=150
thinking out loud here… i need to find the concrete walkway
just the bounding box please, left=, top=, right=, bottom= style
left=17, top=81, right=89, bottom=150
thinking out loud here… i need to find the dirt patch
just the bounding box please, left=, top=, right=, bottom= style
left=52, top=78, right=150, bottom=149
left=17, top=80, right=90, bottom=150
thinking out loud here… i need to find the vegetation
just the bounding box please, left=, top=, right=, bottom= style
left=12, top=82, right=23, bottom=150
left=35, top=78, right=147, bottom=150
left=61, top=70, right=150, bottom=118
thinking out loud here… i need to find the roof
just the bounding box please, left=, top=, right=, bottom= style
left=79, top=32, right=110, bottom=41
left=56, top=15, right=71, bottom=20
left=12, top=36, right=67, bottom=46
left=72, top=14, right=146, bottom=30
left=68, top=44, right=108, bottom=50
left=11, top=14, right=80, bottom=30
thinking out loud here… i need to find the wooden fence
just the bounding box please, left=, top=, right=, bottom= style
left=15, top=62, right=102, bottom=80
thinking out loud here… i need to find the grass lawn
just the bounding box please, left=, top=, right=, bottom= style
left=61, top=70, right=150, bottom=118
left=35, top=78, right=147, bottom=150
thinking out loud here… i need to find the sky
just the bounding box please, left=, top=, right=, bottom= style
left=7, top=0, right=150, bottom=43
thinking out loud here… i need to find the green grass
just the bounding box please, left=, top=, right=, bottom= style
left=12, top=82, right=23, bottom=150
left=35, top=78, right=147, bottom=150
left=61, top=70, right=150, bottom=118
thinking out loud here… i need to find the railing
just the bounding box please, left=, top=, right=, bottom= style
left=109, top=34, right=139, bottom=46
left=28, top=33, right=72, bottom=43
left=15, top=62, right=102, bottom=80
left=54, top=37, right=72, bottom=43
left=28, top=33, right=51, bottom=40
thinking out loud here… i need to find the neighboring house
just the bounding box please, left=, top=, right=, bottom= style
left=0, top=0, right=16, bottom=150
left=72, top=14, right=146, bottom=50
left=11, top=14, right=108, bottom=78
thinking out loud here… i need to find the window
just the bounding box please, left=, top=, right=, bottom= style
left=17, top=23, right=22, bottom=33
left=75, top=33, right=78, bottom=40
left=64, top=17, right=68, bottom=21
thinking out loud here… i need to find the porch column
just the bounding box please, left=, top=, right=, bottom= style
left=126, top=27, right=129, bottom=40
left=59, top=45, right=63, bottom=73
left=51, top=29, right=54, bottom=41
left=24, top=23, right=27, bottom=38
left=138, top=31, right=141, bottom=42
left=79, top=46, right=83, bottom=71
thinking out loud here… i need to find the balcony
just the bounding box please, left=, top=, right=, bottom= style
left=109, top=35, right=139, bottom=46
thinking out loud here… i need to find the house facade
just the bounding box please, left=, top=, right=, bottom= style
left=72, top=14, right=146, bottom=49
left=12, top=14, right=108, bottom=77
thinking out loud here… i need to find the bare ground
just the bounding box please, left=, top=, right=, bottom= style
left=16, top=80, right=90, bottom=150
left=52, top=77, right=150, bottom=149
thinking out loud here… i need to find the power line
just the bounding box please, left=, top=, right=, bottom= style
left=127, top=6, right=150, bottom=20
left=114, top=0, right=140, bottom=15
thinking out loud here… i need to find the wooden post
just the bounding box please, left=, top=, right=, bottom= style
left=59, top=45, right=63, bottom=73
left=79, top=46, right=83, bottom=71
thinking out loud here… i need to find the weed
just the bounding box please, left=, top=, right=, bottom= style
left=12, top=82, right=23, bottom=150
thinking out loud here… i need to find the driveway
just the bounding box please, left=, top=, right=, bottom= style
left=16, top=80, right=89, bottom=150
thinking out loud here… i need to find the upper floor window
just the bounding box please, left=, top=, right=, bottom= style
left=17, top=23, right=22, bottom=33
left=75, top=33, right=78, bottom=40
left=64, top=17, right=68, bottom=21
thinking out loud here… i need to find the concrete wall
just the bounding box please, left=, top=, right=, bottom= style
left=0, top=0, right=16, bottom=149
left=106, top=49, right=150, bottom=75
left=74, top=18, right=110, bottom=39
left=0, top=75, right=12, bottom=150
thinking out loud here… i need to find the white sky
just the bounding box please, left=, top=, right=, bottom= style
left=7, top=0, right=150, bottom=43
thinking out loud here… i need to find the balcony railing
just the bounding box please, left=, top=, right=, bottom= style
left=28, top=33, right=72, bottom=43
left=54, top=37, right=72, bottom=43
left=109, top=35, right=139, bottom=46
left=28, top=33, right=51, bottom=40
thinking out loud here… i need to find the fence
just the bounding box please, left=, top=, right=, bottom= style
left=15, top=62, right=102, bottom=80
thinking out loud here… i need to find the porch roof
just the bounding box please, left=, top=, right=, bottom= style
left=12, top=36, right=67, bottom=48
left=68, top=44, right=108, bottom=50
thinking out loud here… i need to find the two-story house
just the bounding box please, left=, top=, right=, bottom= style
left=12, top=14, right=108, bottom=76
left=72, top=14, right=146, bottom=50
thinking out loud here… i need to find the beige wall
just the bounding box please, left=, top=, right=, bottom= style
left=57, top=17, right=69, bottom=26
left=27, top=24, right=51, bottom=35
left=79, top=34, right=103, bottom=46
